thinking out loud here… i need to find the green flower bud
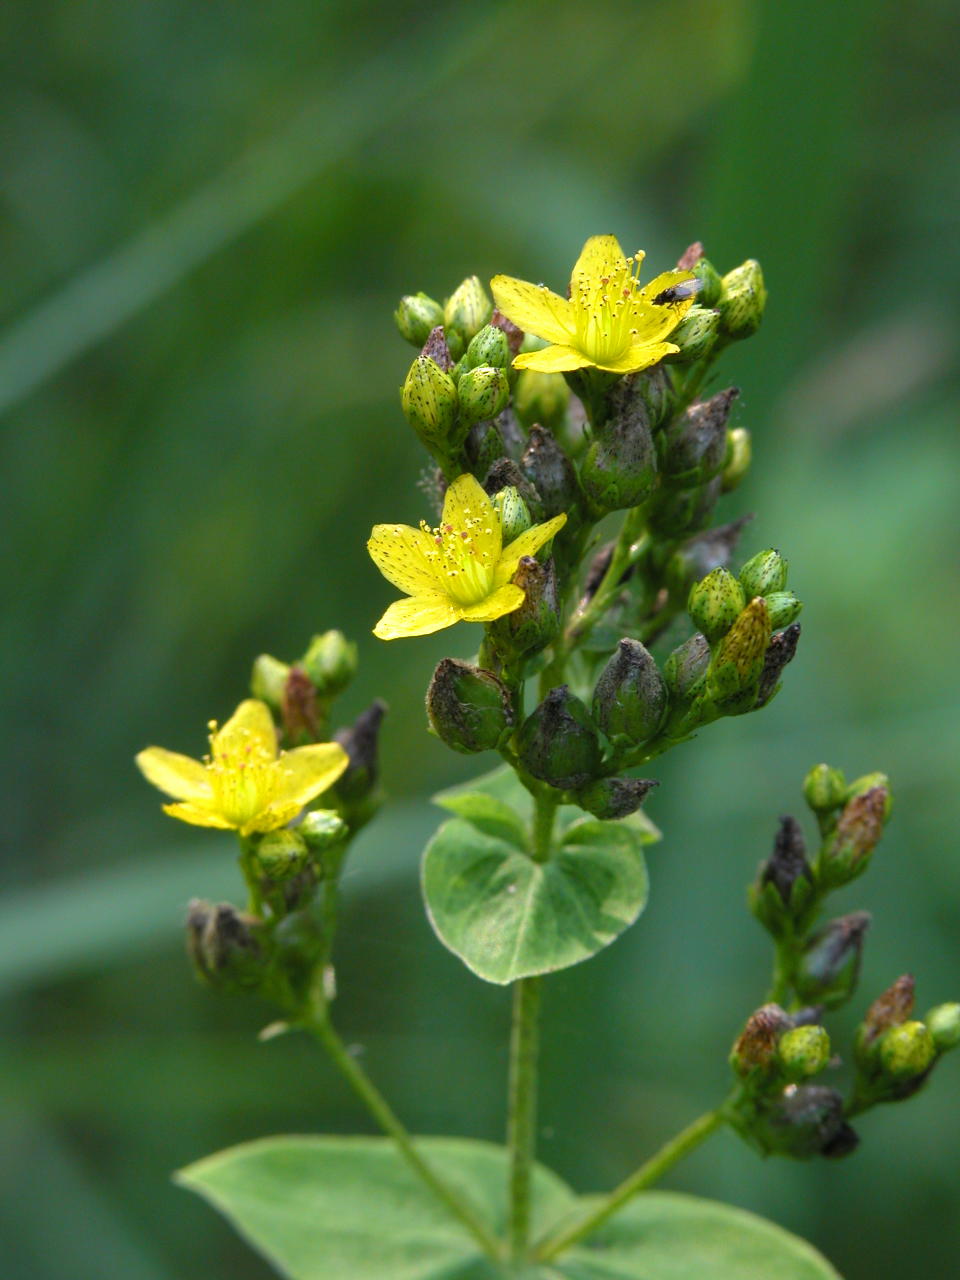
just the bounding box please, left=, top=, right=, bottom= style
left=730, top=1003, right=792, bottom=1078
left=688, top=567, right=746, bottom=642
left=739, top=549, right=788, bottom=597
left=664, top=305, right=720, bottom=364
left=706, top=597, right=772, bottom=706
left=401, top=355, right=459, bottom=449
left=300, top=809, right=348, bottom=852
left=579, top=383, right=658, bottom=514
left=487, top=556, right=560, bottom=658
left=250, top=653, right=291, bottom=711
left=765, top=591, right=803, bottom=629
left=301, top=630, right=358, bottom=698
left=926, top=1003, right=960, bottom=1051
left=592, top=638, right=668, bottom=746
left=778, top=1025, right=831, bottom=1080
left=819, top=785, right=889, bottom=888
left=795, top=912, right=870, bottom=1009
left=632, top=365, right=673, bottom=428
left=803, top=763, right=847, bottom=814
left=464, top=323, right=510, bottom=371
left=690, top=256, right=723, bottom=307
left=394, top=292, right=444, bottom=347
left=663, top=632, right=711, bottom=701
left=186, top=900, right=265, bottom=992
left=444, top=275, right=492, bottom=347
left=467, top=421, right=508, bottom=477
left=521, top=425, right=580, bottom=519
left=755, top=622, right=801, bottom=709
left=750, top=815, right=814, bottom=936
left=845, top=772, right=893, bottom=818
left=576, top=776, right=658, bottom=820
left=457, top=365, right=509, bottom=428
left=878, top=1021, right=936, bottom=1081
left=721, top=427, right=751, bottom=492
left=253, top=829, right=310, bottom=882
left=718, top=259, right=767, bottom=339
left=517, top=686, right=602, bottom=790
left=426, top=659, right=514, bottom=755
left=492, top=486, right=532, bottom=543
left=514, top=367, right=570, bottom=431
left=662, top=388, right=738, bottom=482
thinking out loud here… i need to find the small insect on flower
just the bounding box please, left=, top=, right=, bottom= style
left=491, top=234, right=697, bottom=375
left=136, top=699, right=349, bottom=835
left=367, top=473, right=566, bottom=639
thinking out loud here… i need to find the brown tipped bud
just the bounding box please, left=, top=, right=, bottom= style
left=858, top=975, right=916, bottom=1056
left=576, top=776, right=659, bottom=820
left=488, top=556, right=561, bottom=658
left=754, top=622, right=801, bottom=708
left=706, top=597, right=772, bottom=707
left=750, top=815, right=814, bottom=936
left=663, top=632, right=711, bottom=700
left=521, top=425, right=580, bottom=519
left=420, top=325, right=455, bottom=372
left=662, top=388, right=738, bottom=481
left=819, top=785, right=889, bottom=887
left=795, top=912, right=870, bottom=1009
left=282, top=666, right=320, bottom=742
left=592, top=638, right=668, bottom=746
left=731, top=1003, right=792, bottom=1077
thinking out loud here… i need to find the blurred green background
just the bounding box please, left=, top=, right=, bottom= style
left=2, top=0, right=958, bottom=1275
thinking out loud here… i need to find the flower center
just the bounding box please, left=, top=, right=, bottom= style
left=573, top=252, right=646, bottom=364
left=420, top=513, right=496, bottom=606
left=206, top=724, right=279, bottom=825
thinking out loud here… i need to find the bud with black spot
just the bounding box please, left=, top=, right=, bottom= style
left=426, top=660, right=514, bottom=755
left=592, top=638, right=668, bottom=747
left=718, top=259, right=767, bottom=339
left=395, top=292, right=444, bottom=347
left=517, top=686, right=602, bottom=789
left=576, top=776, right=658, bottom=820
left=794, top=912, right=870, bottom=1009
left=444, top=275, right=492, bottom=352
left=687, top=567, right=745, bottom=642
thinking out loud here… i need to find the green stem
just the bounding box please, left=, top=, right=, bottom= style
left=535, top=1107, right=726, bottom=1262
left=238, top=837, right=263, bottom=915
left=306, top=1014, right=502, bottom=1262
left=507, top=975, right=542, bottom=1264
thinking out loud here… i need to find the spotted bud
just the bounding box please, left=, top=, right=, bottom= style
left=856, top=975, right=915, bottom=1060
left=517, top=686, right=602, bottom=789
left=718, top=259, right=767, bottom=339
left=253, top=829, right=310, bottom=882
left=662, top=388, right=738, bottom=482
left=926, top=1003, right=960, bottom=1052
left=795, top=912, right=870, bottom=1009
left=819, top=785, right=889, bottom=888
left=444, top=275, right=492, bottom=348
left=689, top=256, right=723, bottom=307
left=706, top=597, right=772, bottom=706
left=395, top=292, right=444, bottom=347
left=778, top=1025, right=831, bottom=1080
left=401, top=356, right=459, bottom=449
left=492, top=486, right=532, bottom=543
left=721, top=427, right=752, bottom=492
left=457, top=365, right=509, bottom=428
left=576, top=776, right=658, bottom=820
left=755, top=622, right=801, bottom=708
left=664, top=305, right=720, bottom=364
left=514, top=367, right=570, bottom=431
left=301, top=630, right=358, bottom=699
left=251, top=653, right=291, bottom=712
left=765, top=591, right=803, bottom=630
left=803, top=763, right=847, bottom=815
left=426, top=659, right=514, bottom=755
left=688, top=567, right=745, bottom=641
left=464, top=323, right=510, bottom=372
left=739, top=549, right=788, bottom=598
left=521, top=425, right=580, bottom=520
left=592, top=638, right=668, bottom=747
left=878, top=1021, right=936, bottom=1083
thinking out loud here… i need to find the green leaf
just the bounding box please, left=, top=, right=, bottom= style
left=433, top=791, right=529, bottom=851
left=176, top=1135, right=575, bottom=1280
left=422, top=817, right=648, bottom=984
left=556, top=1191, right=842, bottom=1279
left=434, top=764, right=532, bottom=817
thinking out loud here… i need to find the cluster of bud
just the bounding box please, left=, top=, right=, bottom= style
left=251, top=631, right=359, bottom=742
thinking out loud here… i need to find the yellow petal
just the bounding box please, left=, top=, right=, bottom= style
left=441, top=474, right=501, bottom=565
left=513, top=344, right=595, bottom=373
left=243, top=801, right=303, bottom=835
left=367, top=522, right=443, bottom=595
left=495, top=513, right=567, bottom=586
left=458, top=583, right=525, bottom=622
left=639, top=269, right=696, bottom=303
left=570, top=235, right=629, bottom=290
left=276, top=743, right=350, bottom=808
left=489, top=276, right=573, bottom=345
left=593, top=341, right=679, bottom=375
left=136, top=746, right=211, bottom=801
left=214, top=699, right=278, bottom=761
left=625, top=302, right=692, bottom=345
left=162, top=801, right=236, bottom=830
left=373, top=594, right=461, bottom=639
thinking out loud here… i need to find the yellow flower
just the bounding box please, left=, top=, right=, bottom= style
left=136, top=699, right=349, bottom=835
left=368, top=473, right=566, bottom=640
left=491, top=234, right=696, bottom=375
